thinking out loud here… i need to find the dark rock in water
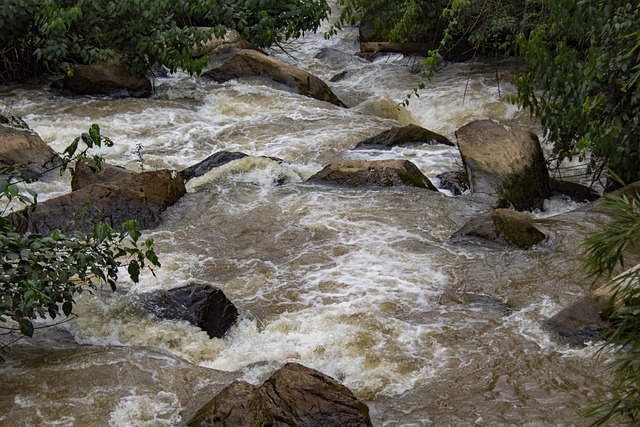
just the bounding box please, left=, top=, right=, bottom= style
left=453, top=209, right=546, bottom=249
left=188, top=362, right=373, bottom=426
left=544, top=293, right=611, bottom=346
left=456, top=120, right=551, bottom=211
left=71, top=159, right=136, bottom=191
left=0, top=125, right=61, bottom=179
left=308, top=159, right=438, bottom=190
left=142, top=282, right=238, bottom=339
left=64, top=59, right=152, bottom=98
left=437, top=171, right=469, bottom=195
left=330, top=70, right=349, bottom=83
left=7, top=169, right=185, bottom=234
left=0, top=110, right=30, bottom=130
left=203, top=49, right=347, bottom=107
left=181, top=151, right=248, bottom=181
left=549, top=178, right=600, bottom=202
left=354, top=124, right=453, bottom=149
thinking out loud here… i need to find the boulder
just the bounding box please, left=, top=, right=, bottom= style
left=352, top=97, right=417, bottom=126
left=353, top=124, right=453, bottom=149
left=455, top=120, right=551, bottom=211
left=307, top=159, right=437, bottom=190
left=550, top=178, right=600, bottom=202
left=141, top=282, right=238, bottom=339
left=7, top=169, right=185, bottom=234
left=203, top=49, right=346, bottom=107
left=188, top=362, right=373, bottom=427
left=436, top=171, right=469, bottom=195
left=71, top=159, right=136, bottom=191
left=0, top=110, right=30, bottom=130
left=181, top=151, right=249, bottom=182
left=0, top=125, right=61, bottom=179
left=192, top=29, right=242, bottom=57
left=453, top=208, right=546, bottom=249
left=544, top=293, right=611, bottom=346
left=64, top=59, right=152, bottom=97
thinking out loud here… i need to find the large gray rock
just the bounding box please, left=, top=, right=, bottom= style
left=7, top=169, right=185, bottom=234
left=64, top=59, right=152, bottom=97
left=453, top=209, right=546, bottom=249
left=188, top=362, right=373, bottom=427
left=353, top=124, right=453, bottom=149
left=308, top=159, right=437, bottom=190
left=0, top=125, right=61, bottom=179
left=141, top=282, right=239, bottom=339
left=544, top=293, right=611, bottom=346
left=203, top=49, right=346, bottom=107
left=455, top=120, right=551, bottom=211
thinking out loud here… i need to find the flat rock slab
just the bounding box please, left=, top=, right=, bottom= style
left=203, top=49, right=346, bottom=107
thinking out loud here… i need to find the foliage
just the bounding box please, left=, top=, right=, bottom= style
left=0, top=0, right=330, bottom=81
left=0, top=124, right=160, bottom=339
left=513, top=0, right=640, bottom=187
left=581, top=192, right=640, bottom=425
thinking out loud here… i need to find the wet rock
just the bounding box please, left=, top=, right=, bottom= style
left=203, top=49, right=346, bottom=107
left=188, top=362, right=373, bottom=427
left=192, top=29, right=242, bottom=57
left=308, top=159, right=438, bottom=190
left=456, top=120, right=551, bottom=211
left=64, top=59, right=152, bottom=98
left=544, top=293, right=611, bottom=346
left=181, top=151, right=249, bottom=181
left=329, top=70, right=349, bottom=83
left=550, top=178, right=600, bottom=202
left=436, top=171, right=469, bottom=195
left=0, top=109, right=30, bottom=130
left=453, top=208, right=546, bottom=249
left=0, top=125, right=61, bottom=179
left=71, top=159, right=136, bottom=191
left=7, top=169, right=185, bottom=234
left=354, top=124, right=453, bottom=149
left=352, top=97, right=417, bottom=126
left=141, top=282, right=238, bottom=339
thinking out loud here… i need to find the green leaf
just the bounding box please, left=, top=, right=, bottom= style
left=20, top=318, right=34, bottom=337
left=62, top=300, right=73, bottom=317
left=128, top=260, right=140, bottom=283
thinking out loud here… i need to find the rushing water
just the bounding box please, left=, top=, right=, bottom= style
left=0, top=9, right=615, bottom=427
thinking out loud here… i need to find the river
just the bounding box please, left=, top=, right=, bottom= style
left=0, top=8, right=613, bottom=427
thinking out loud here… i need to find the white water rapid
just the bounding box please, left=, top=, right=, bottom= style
left=1, top=7, right=612, bottom=427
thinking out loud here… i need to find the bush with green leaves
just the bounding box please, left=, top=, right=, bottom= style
left=0, top=124, right=160, bottom=339
left=513, top=0, right=640, bottom=187
left=0, top=0, right=330, bottom=81
left=581, top=191, right=640, bottom=425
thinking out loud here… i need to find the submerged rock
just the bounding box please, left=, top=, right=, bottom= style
left=308, top=159, right=437, bottom=190
left=181, top=151, right=249, bottom=181
left=353, top=124, right=453, bottom=149
left=456, top=120, right=551, bottom=211
left=544, top=292, right=611, bottom=346
left=549, top=178, right=600, bottom=202
left=0, top=125, right=61, bottom=179
left=453, top=208, right=546, bottom=249
left=64, top=59, right=152, bottom=97
left=352, top=97, right=417, bottom=126
left=203, top=49, right=346, bottom=107
left=188, top=362, right=373, bottom=427
left=7, top=169, right=185, bottom=234
left=141, top=282, right=238, bottom=339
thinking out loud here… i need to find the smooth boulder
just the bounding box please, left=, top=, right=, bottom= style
left=456, top=120, right=551, bottom=211
left=308, top=159, right=437, bottom=190
left=181, top=151, right=249, bottom=181
left=353, top=124, right=453, bottom=149
left=203, top=49, right=346, bottom=107
left=188, top=362, right=373, bottom=427
left=453, top=209, right=546, bottom=249
left=64, top=60, right=152, bottom=97
left=0, top=125, right=61, bottom=179
left=7, top=169, right=185, bottom=234
left=141, top=282, right=238, bottom=339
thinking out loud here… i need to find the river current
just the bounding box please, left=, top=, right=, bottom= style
left=0, top=9, right=614, bottom=427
